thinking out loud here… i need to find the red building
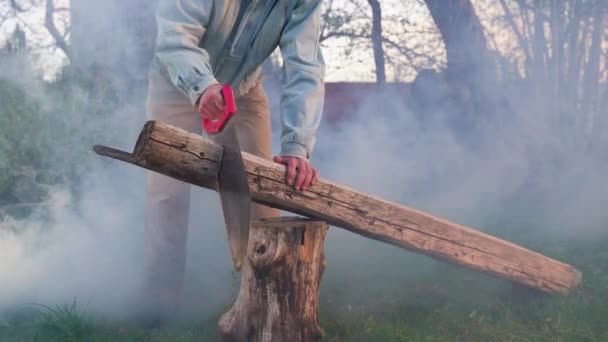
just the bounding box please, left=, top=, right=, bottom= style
left=323, top=82, right=412, bottom=125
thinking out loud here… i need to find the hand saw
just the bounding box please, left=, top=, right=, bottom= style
left=203, top=85, right=250, bottom=271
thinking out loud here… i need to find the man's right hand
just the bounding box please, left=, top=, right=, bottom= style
left=198, top=84, right=224, bottom=119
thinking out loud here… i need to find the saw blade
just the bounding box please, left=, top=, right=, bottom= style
left=217, top=131, right=251, bottom=271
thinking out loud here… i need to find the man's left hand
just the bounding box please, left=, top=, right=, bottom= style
left=273, top=156, right=319, bottom=191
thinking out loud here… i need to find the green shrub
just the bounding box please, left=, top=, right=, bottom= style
left=0, top=78, right=41, bottom=198
left=0, top=65, right=119, bottom=218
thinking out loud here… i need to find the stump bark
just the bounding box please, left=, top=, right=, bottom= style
left=218, top=218, right=327, bottom=342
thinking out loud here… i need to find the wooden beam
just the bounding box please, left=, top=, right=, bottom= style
left=94, top=120, right=582, bottom=295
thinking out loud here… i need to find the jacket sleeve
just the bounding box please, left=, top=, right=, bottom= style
left=279, top=0, right=326, bottom=159
left=154, top=0, right=218, bottom=106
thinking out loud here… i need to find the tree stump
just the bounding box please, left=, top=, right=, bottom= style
left=218, top=218, right=328, bottom=342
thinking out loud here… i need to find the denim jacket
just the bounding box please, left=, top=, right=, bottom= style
left=153, top=0, right=325, bottom=159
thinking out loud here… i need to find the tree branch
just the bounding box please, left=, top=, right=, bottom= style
left=44, top=0, right=71, bottom=60
left=320, top=30, right=439, bottom=69
left=498, top=0, right=532, bottom=63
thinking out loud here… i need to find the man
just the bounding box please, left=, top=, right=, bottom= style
left=142, top=0, right=325, bottom=325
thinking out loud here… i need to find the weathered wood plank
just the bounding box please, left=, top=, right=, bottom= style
left=93, top=120, right=582, bottom=295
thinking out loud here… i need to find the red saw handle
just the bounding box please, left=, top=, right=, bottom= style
left=202, top=84, right=237, bottom=134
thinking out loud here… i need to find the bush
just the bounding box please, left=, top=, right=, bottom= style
left=0, top=78, right=41, bottom=199
left=0, top=61, right=121, bottom=219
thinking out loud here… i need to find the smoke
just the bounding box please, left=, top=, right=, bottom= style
left=0, top=56, right=236, bottom=321
left=0, top=171, right=143, bottom=314
left=302, top=79, right=608, bottom=313
left=1, top=0, right=607, bottom=328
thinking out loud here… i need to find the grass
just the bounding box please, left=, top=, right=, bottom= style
left=1, top=233, right=607, bottom=342
left=34, top=300, right=91, bottom=341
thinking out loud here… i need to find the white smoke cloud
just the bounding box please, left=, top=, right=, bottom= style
left=0, top=0, right=607, bottom=326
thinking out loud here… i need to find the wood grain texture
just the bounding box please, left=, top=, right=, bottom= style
left=93, top=120, right=582, bottom=295
left=218, top=218, right=327, bottom=342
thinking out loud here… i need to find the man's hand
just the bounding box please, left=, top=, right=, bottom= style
left=273, top=156, right=319, bottom=191
left=198, top=84, right=224, bottom=119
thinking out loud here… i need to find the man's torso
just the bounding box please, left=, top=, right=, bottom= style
left=155, top=0, right=299, bottom=96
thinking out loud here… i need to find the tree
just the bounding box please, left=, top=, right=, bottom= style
left=2, top=24, right=26, bottom=52
left=367, top=0, right=386, bottom=84
left=44, top=0, right=70, bottom=60
left=424, top=0, right=495, bottom=83
left=320, top=0, right=442, bottom=82
left=0, top=0, right=160, bottom=219
left=69, top=0, right=158, bottom=97
left=493, top=0, right=608, bottom=149
left=416, top=0, right=504, bottom=139
left=0, top=0, right=70, bottom=65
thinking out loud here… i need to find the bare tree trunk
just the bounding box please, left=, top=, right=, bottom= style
left=550, top=0, right=565, bottom=110
left=367, top=0, right=386, bottom=84
left=532, top=0, right=549, bottom=83
left=566, top=0, right=583, bottom=108
left=584, top=2, right=606, bottom=141
left=498, top=0, right=532, bottom=65
left=423, top=0, right=502, bottom=136
left=424, top=0, right=493, bottom=81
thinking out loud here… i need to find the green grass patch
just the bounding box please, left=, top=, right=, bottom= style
left=1, top=234, right=607, bottom=342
